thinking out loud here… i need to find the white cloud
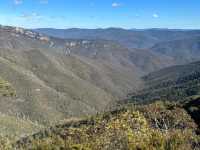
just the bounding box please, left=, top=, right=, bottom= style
left=153, top=13, right=159, bottom=18
left=40, top=0, right=48, bottom=4
left=18, top=12, right=43, bottom=21
left=112, top=2, right=121, bottom=8
left=14, top=0, right=23, bottom=5
left=135, top=14, right=139, bottom=17
left=14, top=0, right=48, bottom=5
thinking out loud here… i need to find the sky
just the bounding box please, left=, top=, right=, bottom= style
left=0, top=0, right=199, bottom=29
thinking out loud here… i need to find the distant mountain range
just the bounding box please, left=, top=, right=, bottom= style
left=0, top=25, right=200, bottom=149
left=35, top=27, right=200, bottom=65
left=0, top=25, right=173, bottom=126
left=151, top=36, right=200, bottom=64
left=0, top=26, right=199, bottom=126
left=0, top=26, right=142, bottom=125
left=34, top=28, right=200, bottom=49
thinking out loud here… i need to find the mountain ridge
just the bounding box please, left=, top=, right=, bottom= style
left=34, top=27, right=200, bottom=49
left=129, top=60, right=200, bottom=104
left=0, top=25, right=200, bottom=149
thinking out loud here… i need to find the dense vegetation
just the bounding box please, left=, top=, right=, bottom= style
left=128, top=61, right=200, bottom=135
left=1, top=26, right=200, bottom=149
left=0, top=77, right=16, bottom=97
left=130, top=61, right=200, bottom=104
left=0, top=101, right=199, bottom=150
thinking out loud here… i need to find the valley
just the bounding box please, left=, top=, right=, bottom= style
left=0, top=25, right=200, bottom=149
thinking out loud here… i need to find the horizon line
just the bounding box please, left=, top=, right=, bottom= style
left=1, top=24, right=200, bottom=30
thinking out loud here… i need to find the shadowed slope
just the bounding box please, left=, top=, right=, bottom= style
left=130, top=61, right=200, bottom=103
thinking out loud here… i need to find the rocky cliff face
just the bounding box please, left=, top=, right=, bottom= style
left=0, top=25, right=50, bottom=43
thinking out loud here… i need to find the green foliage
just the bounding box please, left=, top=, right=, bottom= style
left=0, top=136, right=12, bottom=150
left=0, top=77, right=16, bottom=97
left=11, top=101, right=200, bottom=150
left=130, top=63, right=200, bottom=104
left=184, top=97, right=200, bottom=126
left=136, top=101, right=197, bottom=130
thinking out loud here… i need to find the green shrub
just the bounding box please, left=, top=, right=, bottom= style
left=14, top=103, right=200, bottom=150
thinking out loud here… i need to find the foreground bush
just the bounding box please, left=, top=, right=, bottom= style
left=12, top=102, right=200, bottom=150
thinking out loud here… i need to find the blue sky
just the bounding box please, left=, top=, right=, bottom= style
left=0, top=0, right=199, bottom=29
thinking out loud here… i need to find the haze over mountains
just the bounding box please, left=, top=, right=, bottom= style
left=151, top=36, right=200, bottom=64
left=0, top=25, right=200, bottom=126
left=35, top=28, right=200, bottom=65
left=0, top=25, right=200, bottom=149
left=1, top=0, right=200, bottom=147
left=0, top=25, right=142, bottom=124
left=35, top=28, right=200, bottom=48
